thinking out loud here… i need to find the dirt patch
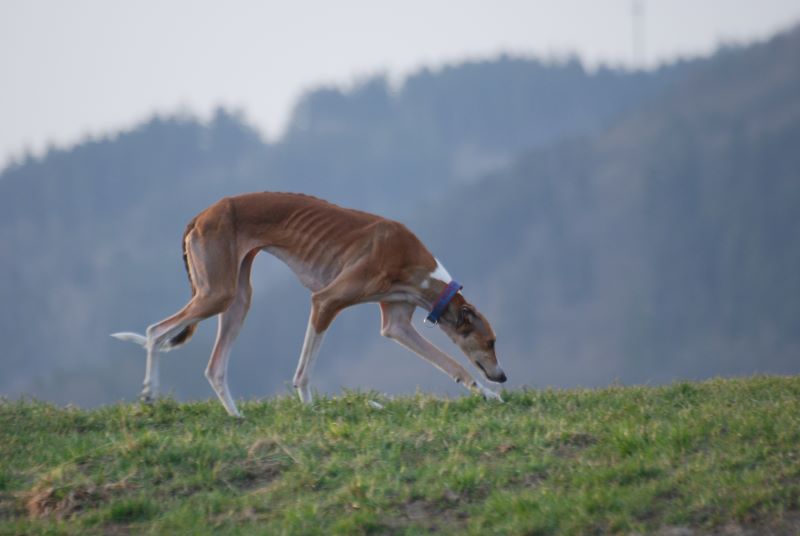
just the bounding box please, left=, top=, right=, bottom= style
left=394, top=497, right=469, bottom=532
left=231, top=438, right=294, bottom=491
left=208, top=505, right=267, bottom=527
left=651, top=512, right=800, bottom=536
left=0, top=491, right=26, bottom=520
left=25, top=479, right=134, bottom=519
left=496, top=443, right=516, bottom=454
left=375, top=487, right=472, bottom=533
left=520, top=470, right=549, bottom=487
left=550, top=431, right=598, bottom=458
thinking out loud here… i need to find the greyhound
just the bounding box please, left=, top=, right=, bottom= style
left=112, top=192, right=506, bottom=417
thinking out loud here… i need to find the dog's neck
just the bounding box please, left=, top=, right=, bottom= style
left=416, top=272, right=464, bottom=322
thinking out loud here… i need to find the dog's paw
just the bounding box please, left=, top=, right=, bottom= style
left=296, top=385, right=314, bottom=405
left=475, top=381, right=504, bottom=402
left=139, top=391, right=156, bottom=405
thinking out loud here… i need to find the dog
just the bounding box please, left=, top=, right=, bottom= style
left=112, top=192, right=506, bottom=417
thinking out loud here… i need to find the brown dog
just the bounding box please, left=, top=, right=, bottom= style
left=113, top=193, right=505, bottom=416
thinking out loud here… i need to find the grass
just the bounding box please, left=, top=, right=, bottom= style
left=1, top=376, right=800, bottom=534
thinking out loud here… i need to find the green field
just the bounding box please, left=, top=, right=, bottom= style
left=2, top=376, right=799, bottom=535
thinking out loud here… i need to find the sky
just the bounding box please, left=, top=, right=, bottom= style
left=1, top=0, right=799, bottom=168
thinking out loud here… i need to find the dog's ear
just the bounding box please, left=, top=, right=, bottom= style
left=457, top=306, right=474, bottom=329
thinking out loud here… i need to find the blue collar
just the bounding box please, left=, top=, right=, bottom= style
left=425, top=280, right=463, bottom=326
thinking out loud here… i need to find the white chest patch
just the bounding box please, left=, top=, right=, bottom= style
left=429, top=258, right=453, bottom=284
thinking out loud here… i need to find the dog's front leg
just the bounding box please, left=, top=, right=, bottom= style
left=293, top=308, right=327, bottom=404
left=379, top=302, right=502, bottom=401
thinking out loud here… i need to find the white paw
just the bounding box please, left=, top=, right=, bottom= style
left=219, top=399, right=243, bottom=419
left=140, top=382, right=158, bottom=404
left=296, top=385, right=313, bottom=404
left=475, top=381, right=504, bottom=402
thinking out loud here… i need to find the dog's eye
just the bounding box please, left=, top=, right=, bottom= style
left=487, top=339, right=495, bottom=350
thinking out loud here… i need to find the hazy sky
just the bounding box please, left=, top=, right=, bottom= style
left=1, top=0, right=799, bottom=168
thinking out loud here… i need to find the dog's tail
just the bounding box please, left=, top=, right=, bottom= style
left=110, top=331, right=148, bottom=346
left=111, top=217, right=200, bottom=352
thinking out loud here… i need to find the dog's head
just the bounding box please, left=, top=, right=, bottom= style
left=439, top=294, right=506, bottom=384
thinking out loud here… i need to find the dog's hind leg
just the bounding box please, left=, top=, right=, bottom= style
left=138, top=298, right=229, bottom=403
left=204, top=250, right=256, bottom=418
left=137, top=225, right=242, bottom=403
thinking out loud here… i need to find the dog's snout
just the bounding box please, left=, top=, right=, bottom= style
left=477, top=360, right=507, bottom=383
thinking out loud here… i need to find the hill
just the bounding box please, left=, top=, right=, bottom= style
left=1, top=376, right=799, bottom=534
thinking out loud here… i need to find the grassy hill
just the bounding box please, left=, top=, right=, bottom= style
left=2, top=376, right=799, bottom=534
